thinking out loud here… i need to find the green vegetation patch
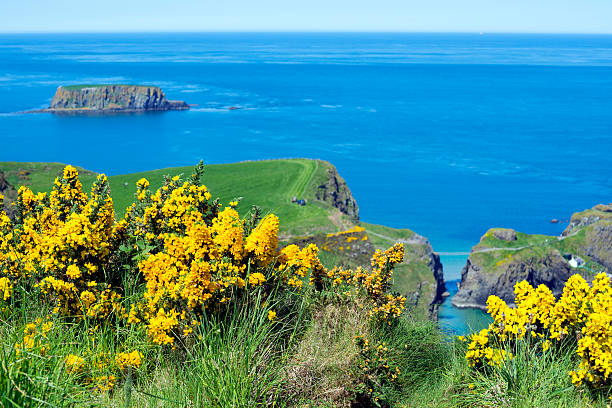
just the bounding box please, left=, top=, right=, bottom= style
left=61, top=84, right=155, bottom=90
left=471, top=226, right=606, bottom=276
left=0, top=162, right=98, bottom=193
left=476, top=228, right=553, bottom=250
left=0, top=159, right=350, bottom=237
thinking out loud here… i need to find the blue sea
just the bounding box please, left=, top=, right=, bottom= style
left=2, top=33, right=612, bottom=333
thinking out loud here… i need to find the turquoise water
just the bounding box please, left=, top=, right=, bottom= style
left=438, top=255, right=490, bottom=334
left=2, top=33, right=612, bottom=332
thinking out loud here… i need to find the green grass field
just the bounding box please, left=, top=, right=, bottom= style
left=61, top=84, right=153, bottom=90
left=0, top=159, right=350, bottom=237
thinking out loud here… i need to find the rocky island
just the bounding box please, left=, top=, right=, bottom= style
left=452, top=204, right=612, bottom=310
left=39, top=85, right=189, bottom=113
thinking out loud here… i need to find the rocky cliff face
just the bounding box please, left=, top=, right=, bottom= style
left=403, top=234, right=447, bottom=318
left=563, top=203, right=612, bottom=236
left=0, top=172, right=16, bottom=220
left=315, top=165, right=359, bottom=221
left=583, top=221, right=612, bottom=270
left=452, top=248, right=572, bottom=310
left=46, top=85, right=189, bottom=112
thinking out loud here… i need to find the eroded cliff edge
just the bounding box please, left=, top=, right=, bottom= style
left=298, top=161, right=446, bottom=318
left=315, top=164, right=359, bottom=221
left=42, top=85, right=189, bottom=112
left=453, top=205, right=612, bottom=310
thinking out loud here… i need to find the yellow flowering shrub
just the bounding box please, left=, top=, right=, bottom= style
left=125, top=167, right=294, bottom=346
left=62, top=348, right=142, bottom=392
left=0, top=166, right=124, bottom=321
left=65, top=354, right=86, bottom=374
left=465, top=272, right=612, bottom=388
left=0, top=276, right=12, bottom=301
left=277, top=243, right=326, bottom=290
left=322, top=225, right=368, bottom=252
left=320, top=243, right=407, bottom=323
left=244, top=214, right=279, bottom=266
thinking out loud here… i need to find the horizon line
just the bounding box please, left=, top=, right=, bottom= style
left=1, top=29, right=612, bottom=35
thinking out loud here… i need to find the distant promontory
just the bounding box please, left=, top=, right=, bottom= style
left=452, top=204, right=612, bottom=310
left=39, top=85, right=189, bottom=113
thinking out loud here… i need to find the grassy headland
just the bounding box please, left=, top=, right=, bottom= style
left=0, top=159, right=350, bottom=237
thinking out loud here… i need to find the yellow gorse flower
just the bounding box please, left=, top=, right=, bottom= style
left=465, top=272, right=612, bottom=387
left=115, top=350, right=143, bottom=371
left=248, top=272, right=266, bottom=286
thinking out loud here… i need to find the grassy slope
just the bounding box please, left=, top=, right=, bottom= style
left=0, top=159, right=346, bottom=237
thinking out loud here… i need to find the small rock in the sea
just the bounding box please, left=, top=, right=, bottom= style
left=38, top=85, right=189, bottom=113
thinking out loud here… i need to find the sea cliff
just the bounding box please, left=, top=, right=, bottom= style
left=453, top=205, right=612, bottom=310
left=0, top=172, right=16, bottom=220
left=43, top=85, right=189, bottom=112
left=315, top=165, right=359, bottom=221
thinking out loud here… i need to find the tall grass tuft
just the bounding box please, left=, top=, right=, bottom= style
left=454, top=334, right=604, bottom=408
left=179, top=290, right=303, bottom=407
left=0, top=316, right=94, bottom=407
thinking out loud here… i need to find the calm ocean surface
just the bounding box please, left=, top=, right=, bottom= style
left=2, top=33, right=612, bottom=333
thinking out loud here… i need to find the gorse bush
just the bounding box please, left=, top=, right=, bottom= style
left=0, top=163, right=410, bottom=406
left=464, top=272, right=612, bottom=393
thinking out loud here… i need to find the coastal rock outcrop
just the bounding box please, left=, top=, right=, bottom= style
left=563, top=203, right=612, bottom=236
left=0, top=172, right=16, bottom=220
left=315, top=164, right=359, bottom=221
left=452, top=248, right=571, bottom=310
left=492, top=228, right=517, bottom=241
left=43, top=85, right=189, bottom=112
left=402, top=234, right=446, bottom=318
left=454, top=206, right=612, bottom=310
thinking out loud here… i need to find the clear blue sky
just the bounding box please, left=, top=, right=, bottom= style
left=2, top=0, right=611, bottom=34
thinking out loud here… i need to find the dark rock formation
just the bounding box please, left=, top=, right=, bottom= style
left=424, top=243, right=447, bottom=318
left=0, top=172, right=16, bottom=220
left=452, top=248, right=572, bottom=310
left=401, top=234, right=446, bottom=319
left=563, top=203, right=612, bottom=236
left=42, top=85, right=189, bottom=112
left=583, top=222, right=612, bottom=270
left=315, top=165, right=359, bottom=221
